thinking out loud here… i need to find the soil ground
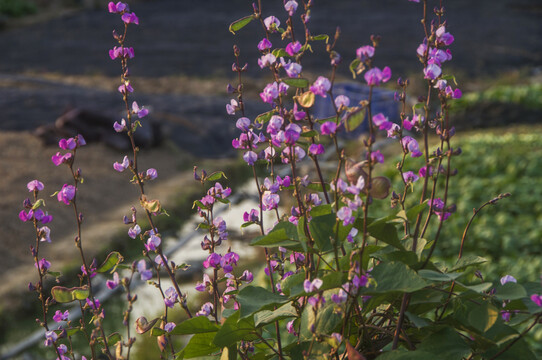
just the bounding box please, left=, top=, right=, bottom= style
left=0, top=0, right=540, bottom=311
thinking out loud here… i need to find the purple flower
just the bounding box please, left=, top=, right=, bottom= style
left=356, top=45, right=375, bottom=62
left=402, top=171, right=419, bottom=183
left=128, top=224, right=141, bottom=239
left=27, top=180, right=44, bottom=192
left=243, top=209, right=259, bottom=223
left=334, top=95, right=350, bottom=109
left=35, top=258, right=51, bottom=272
left=86, top=297, right=101, bottom=310
left=304, top=278, right=323, bottom=293
left=423, top=62, right=442, bottom=80
left=236, top=117, right=251, bottom=131
left=109, top=46, right=134, bottom=60
left=284, top=0, right=298, bottom=16
left=221, top=252, right=239, bottom=273
left=419, top=165, right=433, bottom=178
left=44, top=330, right=58, bottom=347
left=320, top=121, right=337, bottom=136
left=108, top=2, right=127, bottom=13
left=146, top=168, right=158, bottom=180
left=401, top=136, right=423, bottom=157
left=370, top=150, right=385, bottom=164
left=286, top=41, right=302, bottom=56
left=352, top=274, right=368, bottom=289
left=132, top=101, right=148, bottom=118
left=284, top=123, right=301, bottom=144
left=113, top=118, right=127, bottom=132
left=309, top=143, right=324, bottom=155
left=51, top=152, right=72, bottom=166
left=19, top=209, right=33, bottom=222
left=337, top=206, right=354, bottom=226
left=436, top=26, right=454, bottom=46
left=263, top=16, right=280, bottom=31
left=118, top=82, right=133, bottom=94
left=164, top=322, right=176, bottom=333
left=310, top=76, right=331, bottom=97
left=280, top=58, right=302, bottom=78
left=57, top=184, right=76, bottom=205
left=258, top=53, right=277, bottom=69
left=364, top=66, right=392, bottom=86
left=145, top=234, right=161, bottom=252
left=113, top=156, right=130, bottom=172
left=286, top=320, right=297, bottom=335
left=347, top=227, right=358, bottom=243
left=137, top=260, right=152, bottom=281
left=257, top=38, right=272, bottom=51
left=106, top=272, right=120, bottom=290
left=500, top=275, right=517, bottom=285
left=243, top=151, right=258, bottom=166
left=203, top=253, right=222, bottom=269
left=38, top=226, right=51, bottom=243
left=262, top=191, right=280, bottom=210
left=196, top=302, right=214, bottom=317
left=164, top=287, right=178, bottom=308
left=531, top=294, right=542, bottom=307
left=267, top=115, right=284, bottom=135
left=53, top=310, right=69, bottom=323
left=240, top=270, right=253, bottom=283
left=121, top=12, right=139, bottom=25
left=260, top=82, right=279, bottom=104
left=428, top=198, right=451, bottom=221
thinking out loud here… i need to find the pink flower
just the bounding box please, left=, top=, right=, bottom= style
left=258, top=53, right=277, bottom=69
left=286, top=41, right=302, bottom=56
left=310, top=76, right=331, bottom=97
left=364, top=66, right=392, bottom=86
left=113, top=156, right=130, bottom=172
left=402, top=171, right=419, bottom=183
left=263, top=16, right=280, bottom=31
left=304, top=278, right=323, bottom=293
left=257, top=38, right=272, bottom=51
left=132, top=101, right=148, bottom=118
left=121, top=12, right=139, bottom=25
left=57, top=184, right=76, bottom=205
left=27, top=180, right=44, bottom=192
left=284, top=0, right=298, bottom=16
left=531, top=294, right=542, bottom=307
left=356, top=45, right=375, bottom=62
left=53, top=310, right=69, bottom=323
left=51, top=152, right=73, bottom=166
left=320, top=121, right=337, bottom=135
left=424, top=62, right=442, bottom=80
left=260, top=82, right=279, bottom=104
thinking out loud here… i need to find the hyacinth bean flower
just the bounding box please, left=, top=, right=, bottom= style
left=121, top=12, right=139, bottom=25
left=402, top=171, right=419, bottom=183
left=27, top=180, right=44, bottom=192
left=145, top=234, right=161, bottom=252
left=263, top=16, right=280, bottom=32
left=257, top=38, right=272, bottom=51
left=113, top=118, right=127, bottom=132
left=113, top=156, right=130, bottom=172
left=356, top=45, right=375, bottom=62
left=258, top=53, right=276, bottom=69
left=108, top=1, right=127, bottom=13
left=280, top=58, right=302, bottom=78
left=196, top=302, right=214, bottom=317
left=164, top=287, right=178, bottom=308
left=334, top=94, right=350, bottom=109
left=146, top=168, right=158, bottom=180
left=284, top=0, right=298, bottom=16
left=320, top=121, right=337, bottom=136
left=106, top=272, right=120, bottom=290
left=109, top=46, right=134, bottom=60
left=57, top=184, right=76, bottom=205
left=531, top=294, right=542, bottom=307
left=132, top=101, right=148, bottom=118
left=304, top=278, right=323, bottom=293
left=51, top=152, right=73, bottom=166
left=164, top=322, right=176, bottom=333
left=286, top=41, right=302, bottom=56
left=424, top=62, right=442, bottom=80
left=364, top=66, right=391, bottom=86
left=310, top=76, right=331, bottom=97
left=260, top=82, right=279, bottom=104
left=53, top=310, right=69, bottom=323
left=309, top=143, right=325, bottom=156
left=137, top=259, right=152, bottom=281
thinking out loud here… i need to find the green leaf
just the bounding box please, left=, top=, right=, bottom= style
left=453, top=300, right=499, bottom=333
left=295, top=91, right=315, bottom=108
left=451, top=255, right=488, bottom=271
left=309, top=213, right=336, bottom=252
left=300, top=304, right=341, bottom=340
left=255, top=110, right=275, bottom=125
left=282, top=77, right=309, bottom=88
left=272, top=48, right=289, bottom=58
left=378, top=350, right=435, bottom=360
left=97, top=251, right=124, bottom=273
left=254, top=302, right=297, bottom=328
left=495, top=282, right=528, bottom=301
left=51, top=286, right=90, bottom=303
left=370, top=262, right=427, bottom=293
left=418, top=269, right=463, bottom=282
left=183, top=332, right=220, bottom=358
left=311, top=34, right=329, bottom=42
left=455, top=281, right=494, bottom=294
left=349, top=58, right=362, bottom=79
left=250, top=221, right=300, bottom=249
left=405, top=312, right=430, bottom=328
left=344, top=107, right=366, bottom=132
left=205, top=171, right=227, bottom=182
left=416, top=327, right=471, bottom=360
left=229, top=15, right=255, bottom=34
left=320, top=271, right=346, bottom=291
left=237, top=286, right=288, bottom=318
left=281, top=270, right=306, bottom=296
left=32, top=199, right=45, bottom=210
left=171, top=316, right=220, bottom=335
left=106, top=332, right=122, bottom=347
left=213, top=311, right=258, bottom=347
left=299, top=130, right=317, bottom=138
left=140, top=196, right=162, bottom=214
left=367, top=220, right=404, bottom=250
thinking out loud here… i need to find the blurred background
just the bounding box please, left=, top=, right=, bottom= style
left=0, top=0, right=540, bottom=358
